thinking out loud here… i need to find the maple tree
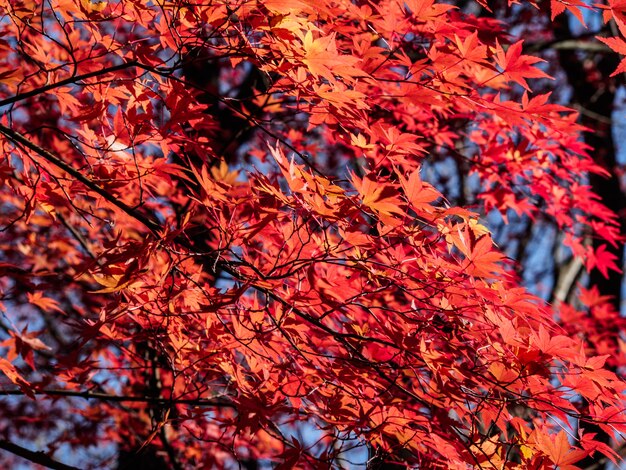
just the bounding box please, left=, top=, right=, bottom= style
left=1, top=0, right=626, bottom=468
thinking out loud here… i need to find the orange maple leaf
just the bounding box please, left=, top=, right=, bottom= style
left=535, top=431, right=586, bottom=468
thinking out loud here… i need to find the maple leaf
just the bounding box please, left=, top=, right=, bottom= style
left=454, top=32, right=488, bottom=64
left=579, top=433, right=621, bottom=465
left=489, top=361, right=520, bottom=383
left=492, top=40, right=552, bottom=90
left=597, top=36, right=626, bottom=76
left=586, top=243, right=621, bottom=278
left=535, top=431, right=586, bottom=468
left=578, top=285, right=614, bottom=308
left=350, top=133, right=375, bottom=150
left=0, top=68, right=23, bottom=87
left=26, top=291, right=64, bottom=314
left=403, top=0, right=454, bottom=20
left=0, top=358, right=32, bottom=397
left=551, top=0, right=567, bottom=19
left=91, top=273, right=134, bottom=293
left=551, top=0, right=588, bottom=23
left=532, top=325, right=574, bottom=356
left=314, top=83, right=368, bottom=110
left=15, top=328, right=52, bottom=353
left=352, top=173, right=404, bottom=223
left=608, top=0, right=626, bottom=36
left=300, top=30, right=361, bottom=82
left=79, top=0, right=107, bottom=14
left=398, top=169, right=440, bottom=214
left=463, top=233, right=505, bottom=278
left=264, top=0, right=313, bottom=14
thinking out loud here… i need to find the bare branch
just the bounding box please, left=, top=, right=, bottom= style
left=0, top=439, right=80, bottom=470
left=0, top=389, right=234, bottom=407
left=525, top=39, right=612, bottom=53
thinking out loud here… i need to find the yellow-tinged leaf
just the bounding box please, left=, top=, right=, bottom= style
left=520, top=443, right=534, bottom=460
left=350, top=133, right=375, bottom=150
left=489, top=362, right=520, bottom=383
left=352, top=173, right=404, bottom=218
left=80, top=0, right=107, bottom=12
left=0, top=357, right=30, bottom=390
left=92, top=274, right=132, bottom=293
left=211, top=159, right=239, bottom=185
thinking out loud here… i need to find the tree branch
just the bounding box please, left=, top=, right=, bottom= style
left=0, top=389, right=234, bottom=407
left=0, top=61, right=139, bottom=108
left=525, top=39, right=612, bottom=53
left=0, top=124, right=162, bottom=235
left=0, top=439, right=80, bottom=470
left=0, top=122, right=436, bottom=413
left=160, top=426, right=184, bottom=470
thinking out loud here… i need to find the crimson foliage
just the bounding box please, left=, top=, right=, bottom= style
left=0, top=0, right=625, bottom=468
